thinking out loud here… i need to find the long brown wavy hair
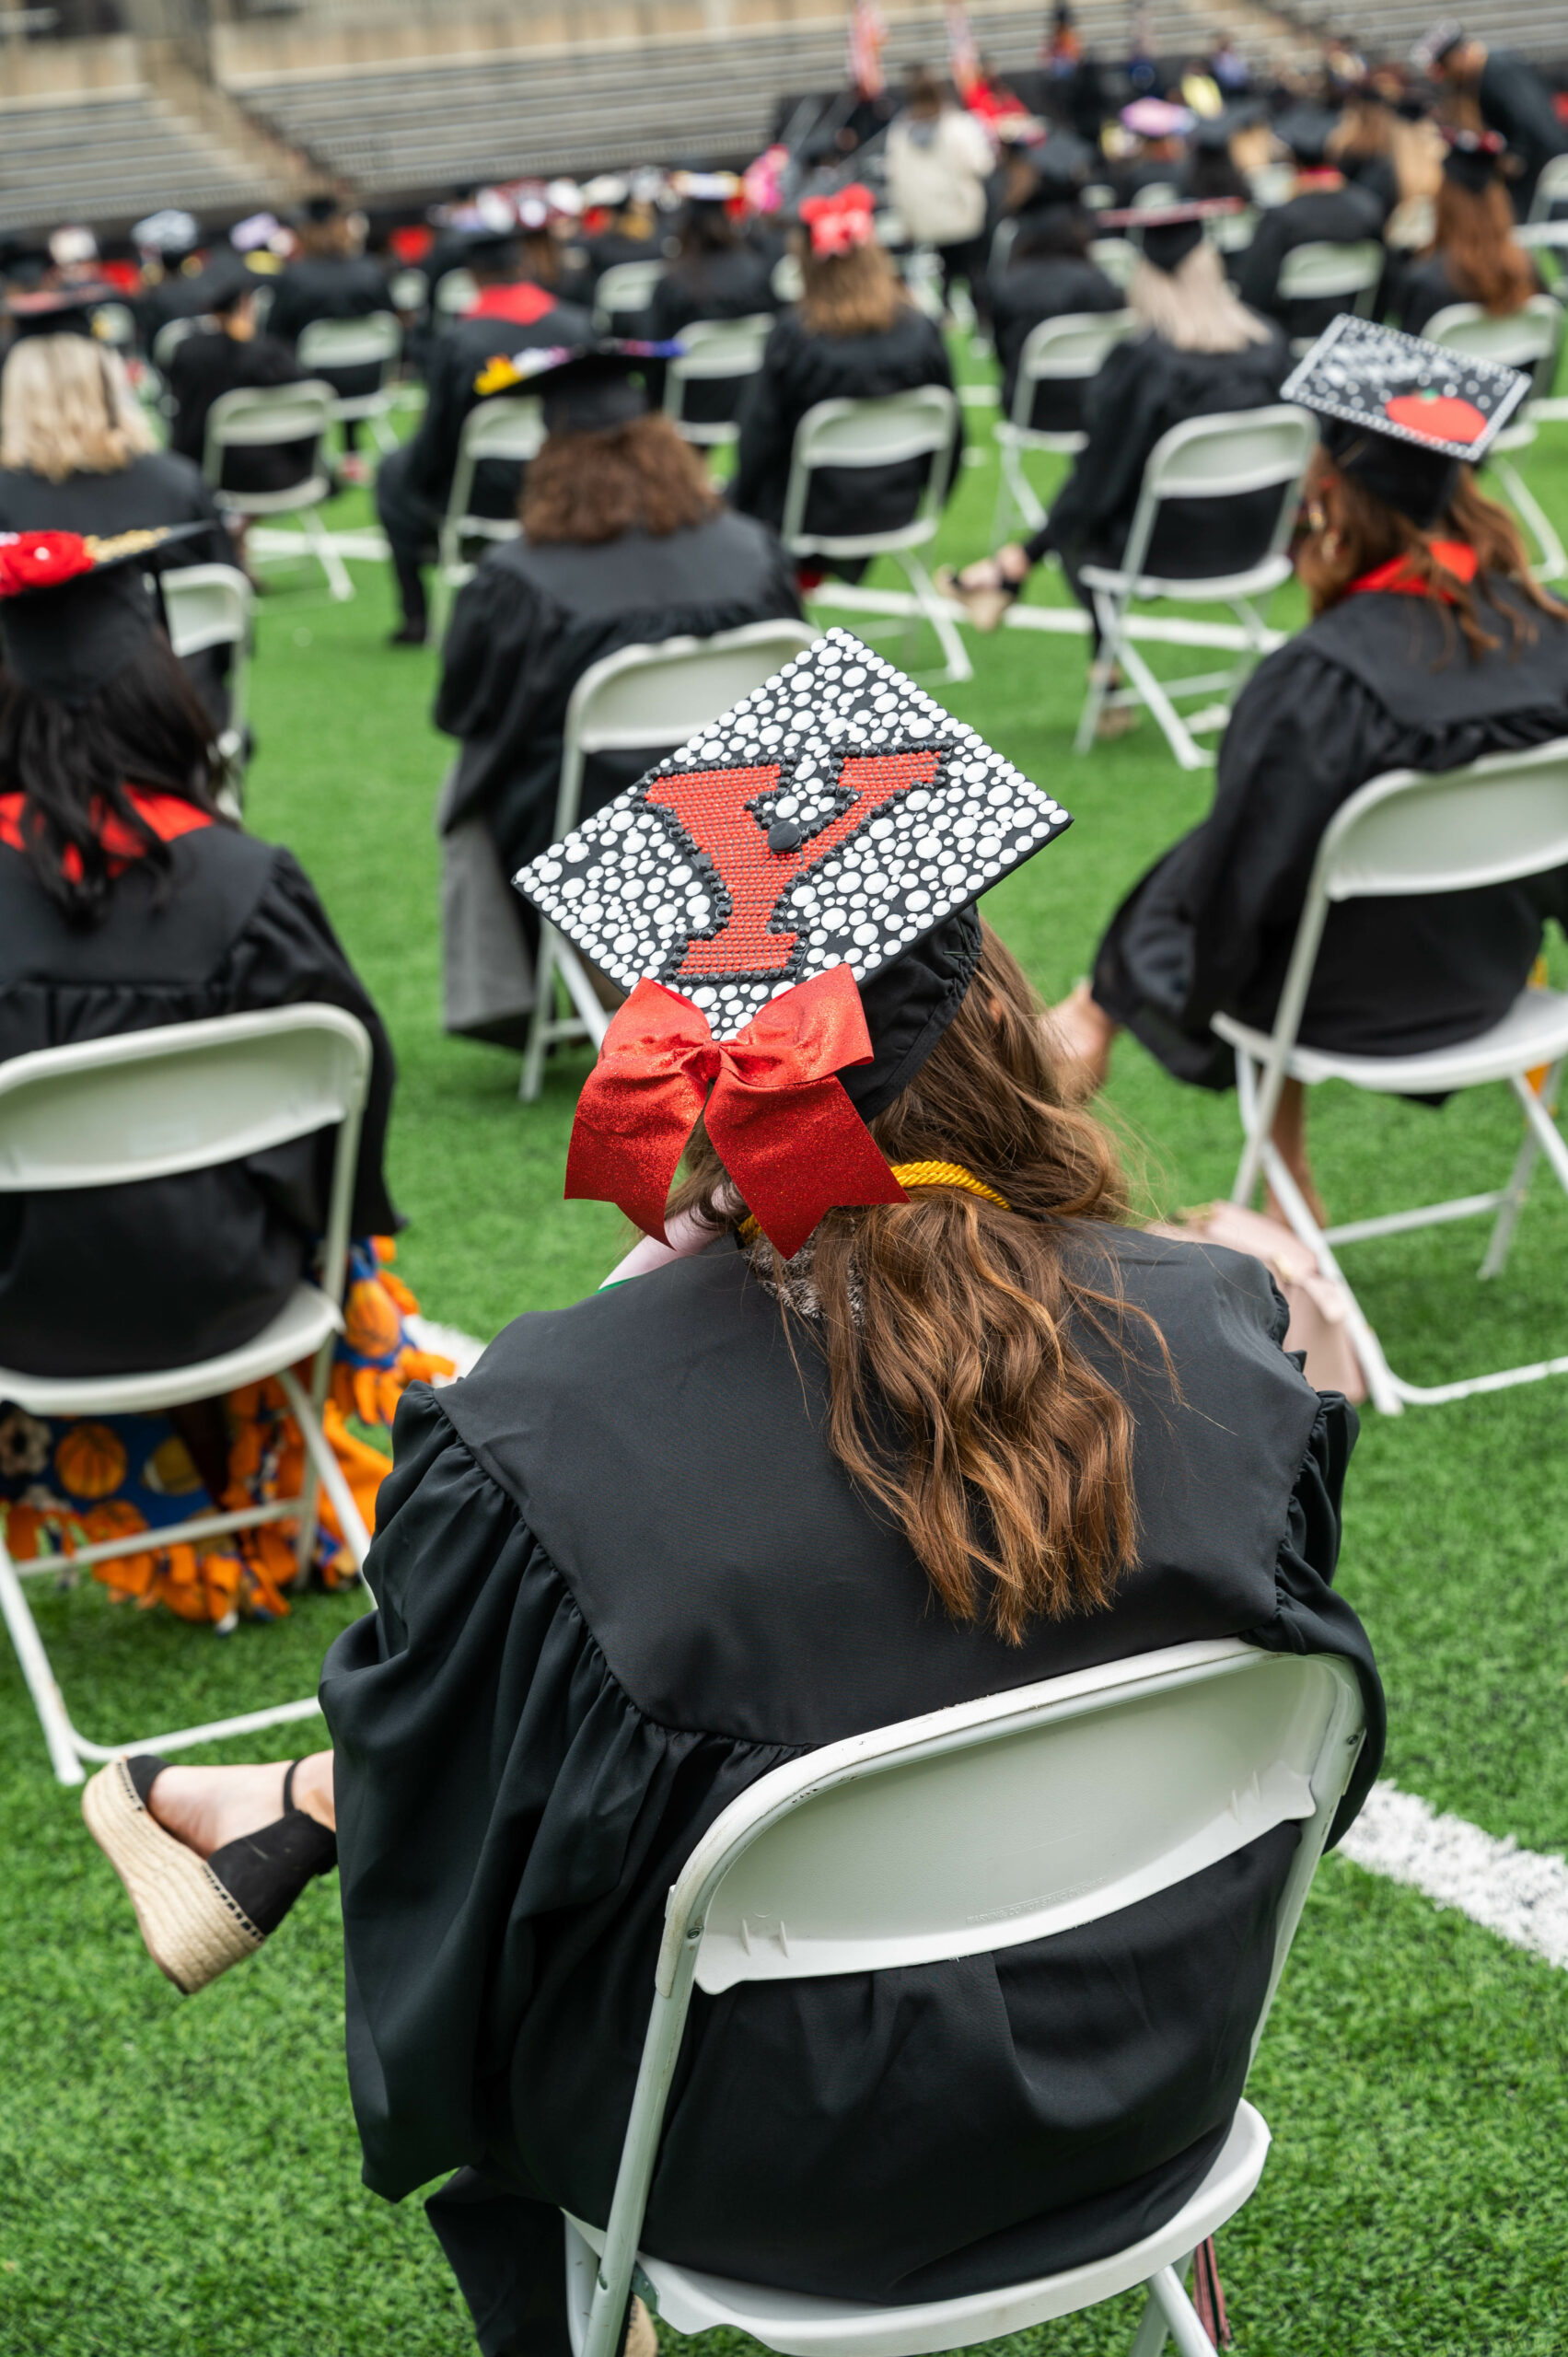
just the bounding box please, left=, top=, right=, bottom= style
left=1432, top=175, right=1537, bottom=315
left=1295, top=446, right=1565, bottom=660
left=520, top=410, right=721, bottom=544
left=668, top=925, right=1159, bottom=1642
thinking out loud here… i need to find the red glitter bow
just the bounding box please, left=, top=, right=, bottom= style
left=565, top=965, right=908, bottom=1259
left=0, top=530, right=98, bottom=598
left=798, top=183, right=877, bottom=257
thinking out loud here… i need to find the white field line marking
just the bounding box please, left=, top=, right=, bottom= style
left=409, top=1324, right=1568, bottom=1970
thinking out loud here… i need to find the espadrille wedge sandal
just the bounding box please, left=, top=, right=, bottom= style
left=82, top=1754, right=338, bottom=1996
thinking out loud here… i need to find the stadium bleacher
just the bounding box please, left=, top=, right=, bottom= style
left=1284, top=0, right=1568, bottom=64
left=0, top=88, right=264, bottom=229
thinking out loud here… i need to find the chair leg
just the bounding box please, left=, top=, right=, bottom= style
left=1489, top=456, right=1567, bottom=582
left=1478, top=1078, right=1551, bottom=1279
left=519, top=927, right=561, bottom=1103
left=900, top=553, right=972, bottom=683
left=1147, top=2265, right=1221, bottom=2357
left=1110, top=632, right=1212, bottom=770
left=0, top=1531, right=84, bottom=1783
left=1260, top=1136, right=1405, bottom=1415
left=1128, top=2278, right=1174, bottom=2355
left=276, top=1367, right=371, bottom=1567
left=370, top=410, right=400, bottom=456
left=1073, top=590, right=1123, bottom=752
left=300, top=505, right=356, bottom=603
left=555, top=940, right=613, bottom=1047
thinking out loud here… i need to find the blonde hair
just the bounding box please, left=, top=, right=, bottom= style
left=0, top=335, right=157, bottom=482
left=1129, top=240, right=1273, bottom=354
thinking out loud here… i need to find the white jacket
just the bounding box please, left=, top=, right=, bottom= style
left=885, top=106, right=995, bottom=246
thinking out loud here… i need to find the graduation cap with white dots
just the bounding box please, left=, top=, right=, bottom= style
left=1282, top=313, right=1529, bottom=465
left=515, top=627, right=1072, bottom=1045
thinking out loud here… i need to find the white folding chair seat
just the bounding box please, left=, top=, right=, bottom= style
left=992, top=308, right=1137, bottom=543
left=1088, top=236, right=1140, bottom=289
left=1074, top=404, right=1317, bottom=767
left=592, top=259, right=666, bottom=334
left=0, top=1006, right=377, bottom=1783
left=780, top=386, right=969, bottom=684
left=1527, top=151, right=1568, bottom=224
left=1423, top=296, right=1566, bottom=580
left=519, top=618, right=818, bottom=1100
left=563, top=1636, right=1366, bottom=2357
left=296, top=309, right=403, bottom=453
left=202, top=379, right=353, bottom=601
left=433, top=393, right=546, bottom=632
left=159, top=561, right=253, bottom=807
left=662, top=314, right=773, bottom=448
left=1217, top=738, right=1568, bottom=1412
left=1275, top=239, right=1384, bottom=353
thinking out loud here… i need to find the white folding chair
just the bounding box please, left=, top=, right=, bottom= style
left=1275, top=239, right=1384, bottom=354
left=202, top=379, right=353, bottom=601
left=781, top=386, right=969, bottom=684
left=1216, top=739, right=1568, bottom=1415
left=91, top=300, right=137, bottom=350
left=1074, top=404, right=1317, bottom=768
left=389, top=266, right=428, bottom=316
left=1128, top=180, right=1182, bottom=212
left=519, top=617, right=819, bottom=1101
left=296, top=309, right=403, bottom=454
left=158, top=560, right=253, bottom=807
left=1527, top=151, right=1568, bottom=225
left=435, top=267, right=478, bottom=322
left=992, top=308, right=1138, bottom=543
left=151, top=315, right=200, bottom=375
left=565, top=1634, right=1366, bottom=2357
left=772, top=250, right=805, bottom=305
left=433, top=392, right=546, bottom=632
left=1088, top=236, right=1140, bottom=290
left=1208, top=207, right=1258, bottom=258
left=1423, top=296, right=1567, bottom=580
left=0, top=1006, right=376, bottom=1784
left=662, top=314, right=773, bottom=448
left=592, top=259, right=666, bottom=333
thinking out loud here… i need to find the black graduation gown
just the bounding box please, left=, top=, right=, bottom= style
left=1479, top=49, right=1568, bottom=215
left=1026, top=329, right=1291, bottom=578
left=322, top=1231, right=1382, bottom=2301
left=584, top=227, right=665, bottom=284
left=267, top=253, right=394, bottom=402
left=1236, top=184, right=1388, bottom=343
left=0, top=824, right=398, bottom=1377
left=1393, top=251, right=1543, bottom=339
left=0, top=452, right=233, bottom=722
left=434, top=510, right=803, bottom=880
left=392, top=297, right=594, bottom=522
left=1092, top=576, right=1568, bottom=1089
left=991, top=254, right=1124, bottom=428
left=644, top=250, right=781, bottom=425
left=167, top=329, right=312, bottom=497
left=733, top=306, right=964, bottom=545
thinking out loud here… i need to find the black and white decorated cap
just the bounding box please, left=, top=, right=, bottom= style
left=515, top=627, right=1071, bottom=1043
left=1282, top=314, right=1529, bottom=462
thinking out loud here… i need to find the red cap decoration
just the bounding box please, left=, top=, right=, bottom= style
left=799, top=183, right=877, bottom=257
left=0, top=525, right=197, bottom=600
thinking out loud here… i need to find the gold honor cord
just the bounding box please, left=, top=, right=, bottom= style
left=739, top=1160, right=1011, bottom=1245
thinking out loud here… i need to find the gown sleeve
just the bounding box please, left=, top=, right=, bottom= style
left=733, top=319, right=805, bottom=526
left=432, top=561, right=571, bottom=829
left=320, top=1384, right=803, bottom=2200
left=221, top=846, right=401, bottom=1236
left=1033, top=338, right=1156, bottom=559
left=1236, top=209, right=1287, bottom=318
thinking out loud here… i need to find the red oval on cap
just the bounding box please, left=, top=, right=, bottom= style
left=1384, top=390, right=1488, bottom=444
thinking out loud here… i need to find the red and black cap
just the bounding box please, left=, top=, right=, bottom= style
left=0, top=524, right=206, bottom=705
left=1096, top=196, right=1244, bottom=272
left=3, top=280, right=123, bottom=342
left=1283, top=314, right=1528, bottom=526
left=515, top=629, right=1072, bottom=1255
left=471, top=338, right=683, bottom=434
left=1440, top=124, right=1507, bottom=196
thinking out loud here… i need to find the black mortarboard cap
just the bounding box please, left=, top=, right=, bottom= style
left=1411, top=18, right=1465, bottom=74
left=298, top=193, right=343, bottom=226
left=515, top=627, right=1071, bottom=1108
left=3, top=281, right=122, bottom=342
left=1441, top=124, right=1506, bottom=196
left=1019, top=132, right=1096, bottom=204
left=0, top=523, right=205, bottom=705
left=470, top=338, right=679, bottom=435
left=1098, top=195, right=1243, bottom=272
left=1283, top=314, right=1529, bottom=525
left=1274, top=105, right=1339, bottom=167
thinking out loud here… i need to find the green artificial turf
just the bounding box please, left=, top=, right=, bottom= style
left=1, top=351, right=1566, bottom=2353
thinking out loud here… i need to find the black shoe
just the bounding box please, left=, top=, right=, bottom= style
left=388, top=618, right=428, bottom=646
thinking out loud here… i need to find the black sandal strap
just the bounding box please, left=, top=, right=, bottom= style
left=282, top=1759, right=300, bottom=1816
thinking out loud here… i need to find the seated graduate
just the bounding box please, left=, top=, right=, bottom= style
left=1182, top=111, right=1254, bottom=209
left=375, top=221, right=593, bottom=647
left=580, top=174, right=665, bottom=284
left=265, top=194, right=393, bottom=457
left=0, top=289, right=232, bottom=725
left=990, top=135, right=1124, bottom=429
left=732, top=186, right=962, bottom=556
left=129, top=209, right=213, bottom=351
left=83, top=633, right=1382, bottom=2357
left=1058, top=319, right=1568, bottom=1217
left=0, top=525, right=397, bottom=1382
left=1236, top=107, right=1388, bottom=346
left=433, top=343, right=801, bottom=1044
left=1109, top=95, right=1193, bottom=203
left=943, top=205, right=1284, bottom=715
left=643, top=172, right=778, bottom=340
left=1393, top=127, right=1541, bottom=338
left=166, top=251, right=312, bottom=501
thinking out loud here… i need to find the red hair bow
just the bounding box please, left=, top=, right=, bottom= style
left=799, top=183, right=877, bottom=258
left=565, top=964, right=908, bottom=1259
left=0, top=531, right=97, bottom=598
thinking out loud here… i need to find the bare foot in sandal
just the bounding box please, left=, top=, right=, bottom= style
left=1046, top=981, right=1120, bottom=1096
left=935, top=543, right=1030, bottom=631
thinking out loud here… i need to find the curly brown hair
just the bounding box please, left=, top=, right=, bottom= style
left=1295, top=445, right=1565, bottom=661
left=519, top=411, right=722, bottom=544
left=669, top=924, right=1163, bottom=1642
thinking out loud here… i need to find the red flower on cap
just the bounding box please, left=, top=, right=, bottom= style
left=0, top=530, right=98, bottom=598
left=1384, top=389, right=1488, bottom=445
left=799, top=183, right=877, bottom=257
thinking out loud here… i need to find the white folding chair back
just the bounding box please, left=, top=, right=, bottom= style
left=434, top=392, right=547, bottom=627
left=1422, top=296, right=1566, bottom=576
left=566, top=1638, right=1365, bottom=2357
left=389, top=266, right=428, bottom=314
left=1208, top=207, right=1258, bottom=256
left=1275, top=238, right=1383, bottom=305
left=661, top=313, right=773, bottom=447
left=0, top=1006, right=377, bottom=1782
left=779, top=385, right=969, bottom=683
left=772, top=250, right=805, bottom=304
left=151, top=315, right=200, bottom=374
left=1129, top=180, right=1181, bottom=211
left=592, top=258, right=666, bottom=331
left=519, top=618, right=819, bottom=1101
left=1088, top=236, right=1139, bottom=288
left=1215, top=738, right=1568, bottom=1411
left=91, top=301, right=136, bottom=349
left=202, top=378, right=354, bottom=600
left=1527, top=151, right=1568, bottom=224
left=158, top=561, right=253, bottom=799
left=436, top=267, right=478, bottom=319
left=298, top=310, right=403, bottom=450
left=992, top=308, right=1138, bottom=540
left=1075, top=403, right=1318, bottom=766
